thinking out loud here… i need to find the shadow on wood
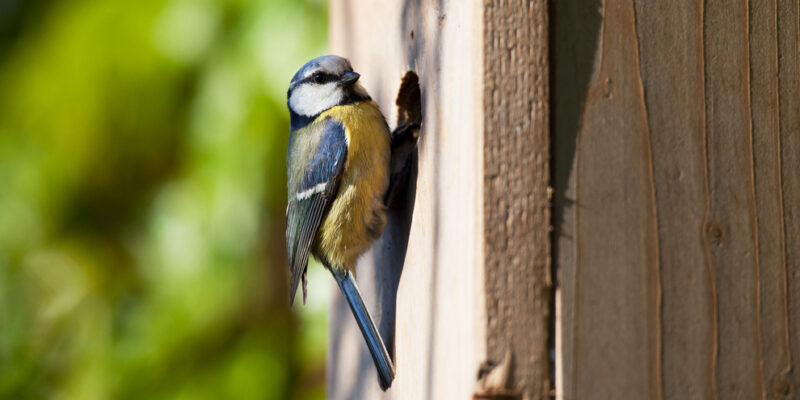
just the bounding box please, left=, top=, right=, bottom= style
left=549, top=0, right=601, bottom=398
left=378, top=70, right=422, bottom=361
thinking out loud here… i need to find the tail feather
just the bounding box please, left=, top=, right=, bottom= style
left=333, top=269, right=395, bottom=391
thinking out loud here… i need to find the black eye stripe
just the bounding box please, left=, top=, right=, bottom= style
left=302, top=72, right=337, bottom=85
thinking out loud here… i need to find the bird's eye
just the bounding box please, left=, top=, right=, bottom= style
left=313, top=73, right=325, bottom=83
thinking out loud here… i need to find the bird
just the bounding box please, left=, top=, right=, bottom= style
left=285, top=55, right=395, bottom=390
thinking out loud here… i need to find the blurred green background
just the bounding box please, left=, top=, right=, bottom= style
left=0, top=0, right=331, bottom=398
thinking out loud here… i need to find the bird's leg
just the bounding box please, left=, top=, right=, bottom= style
left=385, top=122, right=420, bottom=208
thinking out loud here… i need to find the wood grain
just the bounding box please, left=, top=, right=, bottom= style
left=330, top=0, right=799, bottom=397
left=483, top=0, right=551, bottom=399
left=571, top=0, right=661, bottom=398
left=634, top=1, right=713, bottom=399
left=551, top=2, right=600, bottom=399
left=704, top=0, right=763, bottom=397
left=750, top=0, right=794, bottom=397
left=777, top=0, right=800, bottom=396
left=554, top=0, right=800, bottom=398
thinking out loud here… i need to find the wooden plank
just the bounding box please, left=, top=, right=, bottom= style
left=703, top=0, right=763, bottom=398
left=633, top=1, right=714, bottom=399
left=570, top=0, right=662, bottom=398
left=483, top=0, right=551, bottom=399
left=328, top=1, right=485, bottom=399
left=749, top=0, right=795, bottom=398
left=777, top=0, right=800, bottom=396
left=555, top=0, right=800, bottom=398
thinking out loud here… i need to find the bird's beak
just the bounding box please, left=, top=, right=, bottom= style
left=341, top=71, right=360, bottom=85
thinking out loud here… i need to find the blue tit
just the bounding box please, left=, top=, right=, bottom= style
left=285, top=55, right=394, bottom=390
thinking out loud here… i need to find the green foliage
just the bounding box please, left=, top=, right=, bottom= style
left=0, top=0, right=329, bottom=398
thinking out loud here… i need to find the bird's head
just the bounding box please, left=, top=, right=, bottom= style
left=287, top=55, right=370, bottom=120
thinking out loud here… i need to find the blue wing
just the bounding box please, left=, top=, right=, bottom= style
left=286, top=118, right=348, bottom=305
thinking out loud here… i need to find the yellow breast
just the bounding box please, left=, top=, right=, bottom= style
left=312, top=101, right=391, bottom=271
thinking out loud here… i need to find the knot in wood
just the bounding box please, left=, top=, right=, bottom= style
left=706, top=221, right=726, bottom=247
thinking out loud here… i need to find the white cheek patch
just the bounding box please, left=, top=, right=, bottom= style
left=289, top=83, right=343, bottom=117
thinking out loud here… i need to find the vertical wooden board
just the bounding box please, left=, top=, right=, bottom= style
left=633, top=1, right=714, bottom=399
left=703, top=0, right=764, bottom=398
left=328, top=1, right=485, bottom=399
left=556, top=0, right=800, bottom=398
left=748, top=0, right=795, bottom=398
left=777, top=0, right=800, bottom=395
left=572, top=0, right=661, bottom=398
left=415, top=3, right=485, bottom=399
left=483, top=0, right=551, bottom=399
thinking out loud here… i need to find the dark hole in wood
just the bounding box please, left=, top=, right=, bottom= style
left=385, top=70, right=421, bottom=210
left=396, top=71, right=422, bottom=127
